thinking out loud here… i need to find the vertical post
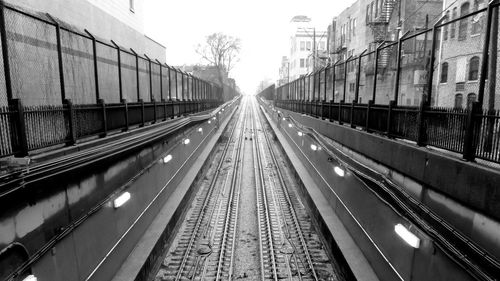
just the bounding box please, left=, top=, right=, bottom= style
left=372, top=44, right=383, bottom=103
left=166, top=64, right=172, bottom=101
left=144, top=54, right=153, bottom=102
left=85, top=30, right=99, bottom=102
left=49, top=16, right=67, bottom=101
left=139, top=99, right=145, bottom=127
left=64, top=99, right=76, bottom=145
left=416, top=99, right=427, bottom=146
left=478, top=1, right=495, bottom=105
left=0, top=0, right=13, bottom=102
left=11, top=99, right=28, bottom=156
left=130, top=48, right=140, bottom=102
left=425, top=21, right=440, bottom=105
left=366, top=100, right=373, bottom=132
left=111, top=41, right=123, bottom=101
left=156, top=60, right=163, bottom=101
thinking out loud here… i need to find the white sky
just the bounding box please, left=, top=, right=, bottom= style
left=144, top=0, right=356, bottom=95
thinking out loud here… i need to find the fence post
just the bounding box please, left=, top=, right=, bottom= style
left=477, top=1, right=495, bottom=105
left=85, top=30, right=99, bottom=102
left=122, top=99, right=129, bottom=131
left=139, top=99, right=145, bottom=127
left=47, top=15, right=67, bottom=102
left=99, top=99, right=107, bottom=137
left=463, top=101, right=481, bottom=161
left=130, top=48, right=140, bottom=102
left=144, top=54, right=153, bottom=101
left=425, top=17, right=444, bottom=105
left=111, top=41, right=123, bottom=101
left=386, top=100, right=396, bottom=137
left=366, top=100, right=373, bottom=132
left=416, top=99, right=427, bottom=146
left=11, top=99, right=28, bottom=157
left=0, top=0, right=13, bottom=103
left=64, top=99, right=76, bottom=145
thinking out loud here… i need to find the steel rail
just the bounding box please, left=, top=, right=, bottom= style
left=173, top=102, right=245, bottom=281
left=252, top=100, right=280, bottom=281
left=253, top=99, right=320, bottom=280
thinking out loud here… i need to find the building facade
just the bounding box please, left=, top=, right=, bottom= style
left=287, top=15, right=328, bottom=81
left=6, top=0, right=165, bottom=61
left=434, top=0, right=500, bottom=109
left=326, top=0, right=443, bottom=104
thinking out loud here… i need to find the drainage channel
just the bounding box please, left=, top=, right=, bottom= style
left=153, top=96, right=346, bottom=281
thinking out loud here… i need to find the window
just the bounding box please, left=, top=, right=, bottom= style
left=440, top=62, right=448, bottom=83
left=471, top=0, right=484, bottom=35
left=306, top=41, right=311, bottom=51
left=306, top=58, right=310, bottom=68
left=467, top=93, right=477, bottom=109
left=451, top=8, right=457, bottom=38
left=300, top=41, right=305, bottom=51
left=349, top=83, right=355, bottom=92
left=130, top=0, right=135, bottom=12
left=353, top=19, right=357, bottom=36
left=458, top=2, right=470, bottom=40
left=366, top=5, right=370, bottom=22
left=444, top=12, right=449, bottom=40
left=468, top=56, right=479, bottom=80
left=454, top=94, right=463, bottom=108
left=300, top=58, right=305, bottom=68
left=375, top=0, right=379, bottom=17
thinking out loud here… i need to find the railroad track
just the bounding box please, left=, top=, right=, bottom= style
left=158, top=98, right=248, bottom=280
left=155, top=97, right=339, bottom=281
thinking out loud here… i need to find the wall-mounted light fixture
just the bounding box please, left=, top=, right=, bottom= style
left=394, top=224, right=420, bottom=248
left=113, top=192, right=131, bottom=208
left=163, top=154, right=172, bottom=163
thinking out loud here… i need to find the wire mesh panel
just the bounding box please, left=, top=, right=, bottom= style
left=433, top=9, right=485, bottom=109
left=375, top=43, right=398, bottom=105
left=6, top=9, right=61, bottom=105
left=399, top=32, right=432, bottom=107
left=352, top=104, right=367, bottom=127
left=345, top=58, right=358, bottom=102
left=162, top=66, right=170, bottom=100
left=120, top=51, right=137, bottom=102
left=24, top=105, right=68, bottom=150
left=128, top=103, right=142, bottom=126
left=475, top=109, right=500, bottom=162
left=368, top=105, right=389, bottom=133
left=151, top=62, right=161, bottom=101
left=106, top=103, right=126, bottom=131
left=138, top=57, right=150, bottom=102
left=391, top=106, right=419, bottom=141
left=359, top=53, right=374, bottom=104
left=60, top=30, right=95, bottom=104
left=0, top=106, right=13, bottom=156
left=74, top=104, right=103, bottom=138
left=424, top=107, right=467, bottom=152
left=334, top=63, right=345, bottom=101
left=96, top=42, right=119, bottom=103
left=0, top=28, right=7, bottom=106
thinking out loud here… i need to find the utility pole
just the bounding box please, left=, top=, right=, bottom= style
left=313, top=28, right=316, bottom=71
left=486, top=5, right=498, bottom=152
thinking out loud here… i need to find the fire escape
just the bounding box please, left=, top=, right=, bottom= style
left=367, top=0, right=397, bottom=68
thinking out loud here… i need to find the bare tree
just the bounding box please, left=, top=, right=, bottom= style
left=196, top=33, right=241, bottom=85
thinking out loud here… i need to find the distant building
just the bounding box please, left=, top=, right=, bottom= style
left=288, top=15, right=328, bottom=80
left=7, top=0, right=165, bottom=61
left=278, top=56, right=290, bottom=86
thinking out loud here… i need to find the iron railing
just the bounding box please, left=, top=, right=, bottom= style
left=0, top=2, right=229, bottom=158
left=270, top=1, right=500, bottom=164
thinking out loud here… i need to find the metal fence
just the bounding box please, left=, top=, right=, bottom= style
left=0, top=2, right=226, bottom=158
left=272, top=1, right=500, bottom=164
